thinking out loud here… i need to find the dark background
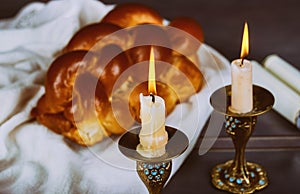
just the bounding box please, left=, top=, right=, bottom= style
left=1, top=0, right=300, bottom=193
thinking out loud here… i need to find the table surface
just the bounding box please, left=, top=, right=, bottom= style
left=1, top=0, right=300, bottom=193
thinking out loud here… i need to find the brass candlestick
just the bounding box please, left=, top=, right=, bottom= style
left=210, top=85, right=274, bottom=194
left=118, top=126, right=189, bottom=194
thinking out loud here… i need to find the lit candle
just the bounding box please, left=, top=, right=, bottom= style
left=137, top=47, right=168, bottom=158
left=230, top=22, right=253, bottom=113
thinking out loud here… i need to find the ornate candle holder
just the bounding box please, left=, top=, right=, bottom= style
left=210, top=85, right=274, bottom=194
left=118, top=126, right=189, bottom=194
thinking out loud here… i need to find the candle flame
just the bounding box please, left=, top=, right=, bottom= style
left=240, top=22, right=249, bottom=59
left=148, top=47, right=157, bottom=94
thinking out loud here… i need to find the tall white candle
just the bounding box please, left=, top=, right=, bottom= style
left=231, top=59, right=253, bottom=113
left=136, top=46, right=168, bottom=158
left=137, top=94, right=168, bottom=158
left=230, top=22, right=253, bottom=113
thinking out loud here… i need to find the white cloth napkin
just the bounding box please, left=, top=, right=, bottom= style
left=0, top=0, right=230, bottom=193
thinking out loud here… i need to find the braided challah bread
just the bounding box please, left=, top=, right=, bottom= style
left=31, top=3, right=204, bottom=146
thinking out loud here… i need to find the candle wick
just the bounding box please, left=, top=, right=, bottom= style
left=150, top=93, right=155, bottom=103
left=240, top=58, right=245, bottom=67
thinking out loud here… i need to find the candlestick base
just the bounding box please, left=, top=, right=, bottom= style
left=211, top=160, right=268, bottom=194
left=210, top=85, right=274, bottom=194
left=118, top=126, right=189, bottom=194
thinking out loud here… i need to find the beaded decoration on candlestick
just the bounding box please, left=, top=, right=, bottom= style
left=118, top=126, right=188, bottom=194
left=210, top=85, right=274, bottom=193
